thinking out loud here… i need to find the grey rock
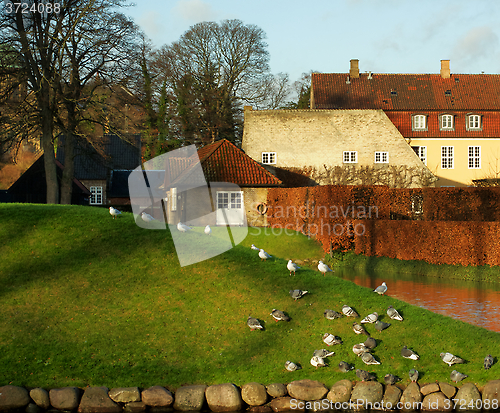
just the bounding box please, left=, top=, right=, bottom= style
left=326, top=380, right=353, bottom=404
left=205, top=383, right=243, bottom=412
left=29, top=388, right=50, bottom=410
left=123, top=402, right=147, bottom=413
left=0, top=386, right=30, bottom=411
left=108, top=388, right=141, bottom=403
left=77, top=387, right=121, bottom=413
left=49, top=387, right=81, bottom=411
left=25, top=403, right=40, bottom=413
left=287, top=380, right=328, bottom=401
left=247, top=406, right=273, bottom=413
left=481, top=380, right=500, bottom=410
left=241, top=383, right=267, bottom=406
left=266, top=384, right=287, bottom=398
left=173, top=385, right=207, bottom=411
left=455, top=383, right=481, bottom=411
left=270, top=397, right=304, bottom=412
left=141, top=386, right=174, bottom=408
left=421, top=383, right=440, bottom=396
left=438, top=383, right=457, bottom=399
left=400, top=382, right=422, bottom=411
left=350, top=381, right=383, bottom=409
left=382, top=385, right=402, bottom=409
left=421, top=392, right=452, bottom=412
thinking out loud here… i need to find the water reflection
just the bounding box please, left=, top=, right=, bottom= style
left=336, top=268, right=500, bottom=333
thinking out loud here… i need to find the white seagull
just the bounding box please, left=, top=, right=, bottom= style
left=109, top=206, right=121, bottom=219
left=318, top=260, right=333, bottom=275
left=177, top=222, right=192, bottom=232
left=374, top=282, right=388, bottom=295
left=141, top=212, right=155, bottom=222
left=287, top=260, right=300, bottom=276
left=259, top=249, right=272, bottom=261
left=251, top=244, right=259, bottom=251
left=204, top=225, right=211, bottom=235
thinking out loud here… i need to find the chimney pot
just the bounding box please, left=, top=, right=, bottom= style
left=441, top=60, right=450, bottom=79
left=350, top=59, right=360, bottom=79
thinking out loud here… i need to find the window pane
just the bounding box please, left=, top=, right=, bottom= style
left=468, top=146, right=480, bottom=169
left=230, top=193, right=241, bottom=209
left=441, top=147, right=453, bottom=169
left=217, top=193, right=228, bottom=209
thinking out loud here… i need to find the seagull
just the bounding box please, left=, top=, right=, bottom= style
left=287, top=260, right=300, bottom=276
left=141, top=212, right=156, bottom=222
left=353, top=343, right=371, bottom=356
left=177, top=221, right=192, bottom=232
left=356, top=369, right=375, bottom=382
left=353, top=322, right=370, bottom=336
left=323, top=333, right=343, bottom=346
left=313, top=349, right=335, bottom=358
left=440, top=352, right=464, bottom=366
left=342, top=305, right=359, bottom=317
left=310, top=356, right=327, bottom=368
left=109, top=206, right=121, bottom=219
left=384, top=374, right=400, bottom=386
left=259, top=249, right=272, bottom=261
left=387, top=305, right=403, bottom=321
left=401, top=346, right=419, bottom=360
left=374, top=282, right=387, bottom=295
left=409, top=369, right=419, bottom=383
left=204, top=225, right=211, bottom=235
left=361, top=312, right=378, bottom=324
left=270, top=309, right=290, bottom=322
left=374, top=320, right=391, bottom=332
left=318, top=260, right=333, bottom=275
left=361, top=352, right=380, bottom=365
left=324, top=309, right=343, bottom=320
left=364, top=336, right=377, bottom=350
left=285, top=361, right=301, bottom=372
left=451, top=370, right=468, bottom=383
left=247, top=316, right=263, bottom=331
left=338, top=361, right=354, bottom=373
left=289, top=289, right=308, bottom=300
left=484, top=355, right=494, bottom=370
left=251, top=244, right=259, bottom=251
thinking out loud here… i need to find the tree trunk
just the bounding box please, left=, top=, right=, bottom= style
left=60, top=132, right=75, bottom=204
left=41, top=128, right=59, bottom=204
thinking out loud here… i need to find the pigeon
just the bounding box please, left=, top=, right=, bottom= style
left=271, top=309, right=290, bottom=322
left=356, top=369, right=375, bottom=382
left=251, top=244, right=259, bottom=251
left=361, top=352, right=380, bottom=365
left=342, top=305, right=359, bottom=317
left=387, top=305, right=403, bottom=321
left=324, top=309, right=342, bottom=320
left=318, top=260, right=333, bottom=275
left=374, top=282, right=387, bottom=295
left=401, top=346, right=420, bottom=360
left=287, top=260, right=300, bottom=276
left=285, top=361, right=301, bottom=371
left=290, top=289, right=308, bottom=300
left=259, top=249, right=272, bottom=261
left=109, top=206, right=122, bottom=219
left=361, top=312, right=378, bottom=324
left=204, top=224, right=211, bottom=235
left=384, top=374, right=399, bottom=385
left=310, top=356, right=327, bottom=368
left=141, top=212, right=156, bottom=222
left=247, top=316, right=263, bottom=331
left=313, top=349, right=335, bottom=358
left=353, top=343, right=371, bottom=356
left=364, top=336, right=377, bottom=350
left=484, top=354, right=494, bottom=370
left=338, top=361, right=354, bottom=373
left=353, top=322, right=370, bottom=336
left=323, top=333, right=343, bottom=346
left=374, top=320, right=391, bottom=332
left=451, top=370, right=468, bottom=383
left=409, top=369, right=419, bottom=383
left=440, top=352, right=464, bottom=366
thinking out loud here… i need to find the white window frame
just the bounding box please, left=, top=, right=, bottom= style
left=170, top=187, right=177, bottom=211
left=343, top=151, right=357, bottom=163
left=467, top=114, right=482, bottom=130
left=441, top=146, right=454, bottom=169
left=261, top=152, right=276, bottom=164
left=412, top=114, right=427, bottom=131
left=374, top=151, right=389, bottom=163
left=90, top=186, right=103, bottom=205
left=440, top=114, right=454, bottom=130
left=412, top=146, right=427, bottom=165
left=468, top=146, right=481, bottom=169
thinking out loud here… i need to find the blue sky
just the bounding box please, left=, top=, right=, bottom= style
left=126, top=0, right=500, bottom=82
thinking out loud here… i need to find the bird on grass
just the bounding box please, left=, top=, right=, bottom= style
left=289, top=289, right=308, bottom=301
left=374, top=282, right=387, bottom=295
left=387, top=305, right=403, bottom=321
left=364, top=337, right=377, bottom=350
left=177, top=221, right=192, bottom=232
left=374, top=320, right=391, bottom=332
left=285, top=361, right=301, bottom=371
left=339, top=361, right=354, bottom=373
left=353, top=322, right=370, bottom=336
left=361, top=352, right=380, bottom=365
left=451, top=370, right=468, bottom=383
left=271, top=309, right=290, bottom=322
left=353, top=343, right=371, bottom=356
left=324, top=309, right=343, bottom=320
left=259, top=249, right=272, bottom=261
left=361, top=312, right=378, bottom=324
left=251, top=244, right=259, bottom=251
left=204, top=225, right=211, bottom=235
left=323, top=333, right=343, bottom=346
left=310, top=356, right=327, bottom=368
left=484, top=355, right=494, bottom=370
left=384, top=374, right=400, bottom=385
left=287, top=260, right=300, bottom=276
left=318, top=260, right=333, bottom=275
left=313, top=349, right=335, bottom=358
left=440, top=352, right=464, bottom=366
left=141, top=212, right=156, bottom=223
left=356, top=369, right=375, bottom=382
left=409, top=369, right=419, bottom=383
left=342, top=305, right=359, bottom=317
left=109, top=206, right=122, bottom=219
left=247, top=316, right=263, bottom=331
left=401, top=346, right=419, bottom=360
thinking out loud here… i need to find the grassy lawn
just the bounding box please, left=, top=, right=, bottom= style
left=1, top=204, right=499, bottom=390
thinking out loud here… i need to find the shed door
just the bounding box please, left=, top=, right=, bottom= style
left=216, top=191, right=244, bottom=225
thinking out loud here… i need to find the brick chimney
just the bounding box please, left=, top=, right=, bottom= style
left=350, top=59, right=360, bottom=79
left=441, top=60, right=450, bottom=79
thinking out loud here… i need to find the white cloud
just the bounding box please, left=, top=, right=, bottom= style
left=137, top=10, right=163, bottom=38
left=452, top=26, right=500, bottom=67
left=173, top=0, right=217, bottom=23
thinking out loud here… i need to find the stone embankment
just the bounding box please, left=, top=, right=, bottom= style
left=1, top=379, right=500, bottom=412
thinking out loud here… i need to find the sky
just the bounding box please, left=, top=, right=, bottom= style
left=125, top=0, right=500, bottom=83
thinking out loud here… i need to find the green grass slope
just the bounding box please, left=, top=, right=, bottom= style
left=0, top=204, right=499, bottom=389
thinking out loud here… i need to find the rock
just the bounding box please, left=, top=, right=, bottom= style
left=241, top=383, right=268, bottom=406
left=455, top=383, right=482, bottom=411
left=173, top=385, right=207, bottom=411
left=482, top=380, right=500, bottom=410
left=287, top=380, right=328, bottom=401
left=123, top=402, right=147, bottom=413
left=270, top=397, right=304, bottom=412
left=205, top=383, right=243, bottom=412
left=326, top=380, right=353, bottom=404
left=141, top=386, right=174, bottom=407
left=439, top=383, right=457, bottom=399
left=0, top=385, right=30, bottom=411
left=382, top=385, right=402, bottom=409
left=422, top=392, right=452, bottom=412
left=77, top=387, right=121, bottom=413
left=266, top=384, right=287, bottom=398
left=350, top=381, right=383, bottom=410
left=108, top=388, right=141, bottom=403
left=25, top=403, right=40, bottom=413
left=247, top=406, right=273, bottom=413
left=400, top=383, right=422, bottom=411
left=49, top=387, right=81, bottom=411
left=421, top=383, right=440, bottom=396
left=29, top=388, right=50, bottom=410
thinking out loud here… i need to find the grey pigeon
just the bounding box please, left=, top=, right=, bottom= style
left=287, top=260, right=300, bottom=276
left=364, top=336, right=377, bottom=350
left=384, top=374, right=399, bottom=385
left=361, top=312, right=378, bottom=324
left=324, top=309, right=343, bottom=320
left=271, top=309, right=290, bottom=322
left=374, top=320, right=391, bottom=331
left=342, top=305, right=359, bottom=317
left=440, top=352, right=464, bottom=366
left=323, top=333, right=343, bottom=346
left=310, top=356, right=327, bottom=368
left=387, top=305, right=403, bottom=321
left=451, top=370, right=468, bottom=383
left=289, top=289, right=308, bottom=300
left=361, top=352, right=380, bottom=365
left=484, top=355, right=494, bottom=370
left=356, top=369, right=375, bottom=382
left=285, top=361, right=301, bottom=371
left=374, top=282, right=387, bottom=295
left=247, top=316, right=263, bottom=330
left=339, top=361, right=354, bottom=372
left=409, top=369, right=419, bottom=383
left=353, top=322, right=370, bottom=336
left=313, top=349, right=335, bottom=358
left=401, top=346, right=419, bottom=360
left=353, top=343, right=371, bottom=356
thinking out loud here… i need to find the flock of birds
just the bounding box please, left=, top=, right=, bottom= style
left=245, top=244, right=494, bottom=384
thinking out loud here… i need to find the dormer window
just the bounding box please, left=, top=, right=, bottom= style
left=412, top=114, right=427, bottom=131
left=440, top=114, right=454, bottom=130
left=467, top=114, right=482, bottom=131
